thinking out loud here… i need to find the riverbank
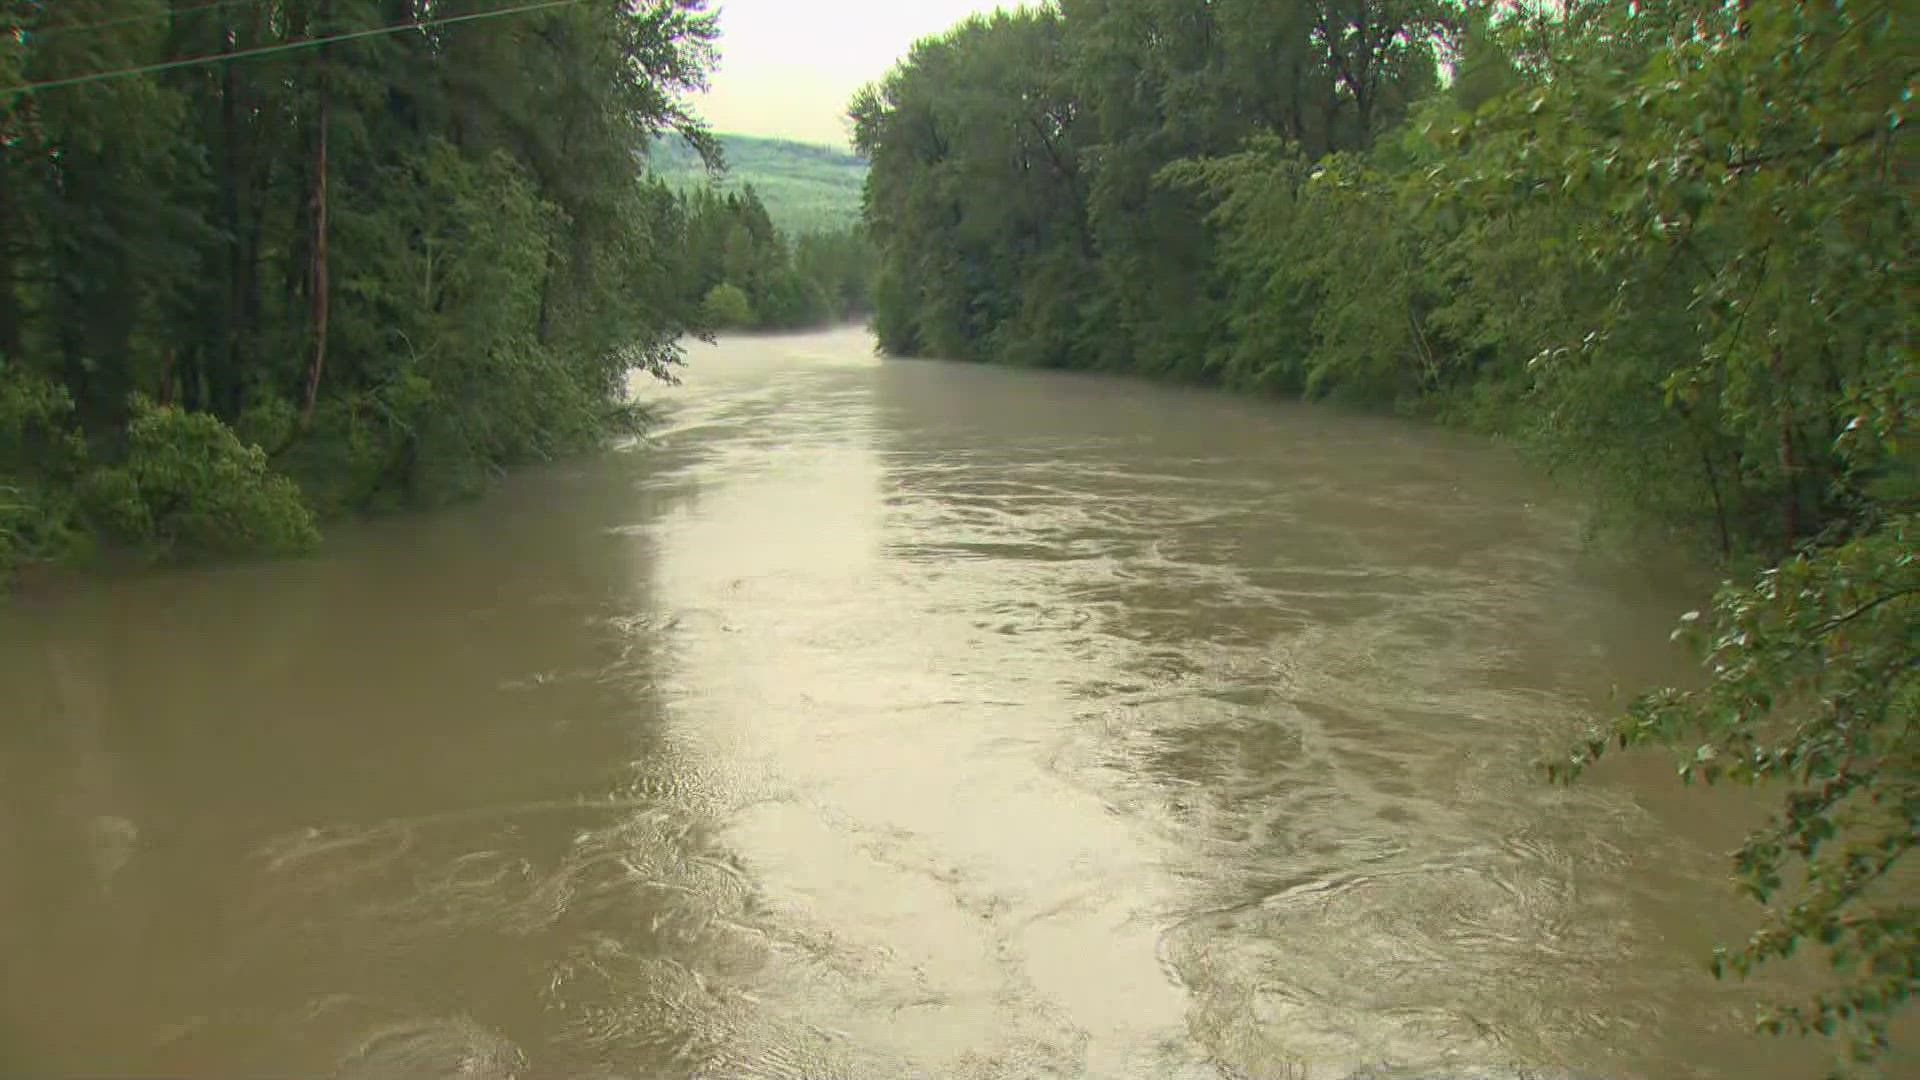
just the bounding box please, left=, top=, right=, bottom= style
left=0, top=321, right=878, bottom=597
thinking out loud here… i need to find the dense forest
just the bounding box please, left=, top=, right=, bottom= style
left=853, top=0, right=1915, bottom=1064
left=649, top=133, right=876, bottom=331
left=0, top=0, right=867, bottom=579
left=676, top=183, right=874, bottom=332
left=647, top=132, right=870, bottom=232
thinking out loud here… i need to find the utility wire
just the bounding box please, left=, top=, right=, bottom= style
left=2, top=0, right=584, bottom=95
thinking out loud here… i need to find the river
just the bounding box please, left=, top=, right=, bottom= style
left=0, top=328, right=1838, bottom=1078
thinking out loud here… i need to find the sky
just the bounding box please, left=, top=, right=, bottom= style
left=692, top=0, right=1007, bottom=147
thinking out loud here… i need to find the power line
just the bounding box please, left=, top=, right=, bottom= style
left=2, top=0, right=584, bottom=96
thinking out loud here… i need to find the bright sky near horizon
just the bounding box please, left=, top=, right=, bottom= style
left=693, top=0, right=1008, bottom=147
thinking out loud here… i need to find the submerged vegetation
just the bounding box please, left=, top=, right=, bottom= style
left=853, top=0, right=1914, bottom=1065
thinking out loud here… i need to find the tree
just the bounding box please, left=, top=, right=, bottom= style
left=672, top=183, right=866, bottom=332
left=1, top=0, right=723, bottom=562
left=855, top=0, right=1446, bottom=377
left=855, top=0, right=1915, bottom=1063
left=701, top=282, right=754, bottom=329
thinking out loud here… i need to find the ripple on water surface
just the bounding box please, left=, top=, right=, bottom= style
left=0, top=331, right=1848, bottom=1079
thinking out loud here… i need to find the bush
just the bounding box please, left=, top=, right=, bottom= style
left=278, top=390, right=417, bottom=517
left=0, top=478, right=84, bottom=580
left=234, top=393, right=300, bottom=456
left=701, top=282, right=755, bottom=329
left=0, top=486, right=22, bottom=584
left=0, top=362, right=88, bottom=581
left=80, top=398, right=319, bottom=561
left=0, top=361, right=85, bottom=476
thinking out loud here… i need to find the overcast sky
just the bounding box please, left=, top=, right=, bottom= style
left=693, top=0, right=1007, bottom=147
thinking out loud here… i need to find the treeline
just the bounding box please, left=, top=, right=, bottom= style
left=647, top=132, right=870, bottom=232
left=0, top=0, right=720, bottom=577
left=855, top=0, right=1914, bottom=1063
left=676, top=184, right=874, bottom=332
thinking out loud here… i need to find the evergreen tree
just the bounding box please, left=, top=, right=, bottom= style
left=0, top=0, right=722, bottom=558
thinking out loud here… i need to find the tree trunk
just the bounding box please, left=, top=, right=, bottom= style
left=1700, top=445, right=1733, bottom=559
left=216, top=46, right=244, bottom=419
left=301, top=14, right=332, bottom=427
left=1285, top=60, right=1308, bottom=153
left=536, top=247, right=557, bottom=345
left=0, top=139, right=19, bottom=362
left=1772, top=346, right=1799, bottom=550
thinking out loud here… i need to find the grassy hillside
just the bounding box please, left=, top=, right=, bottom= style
left=647, top=134, right=868, bottom=234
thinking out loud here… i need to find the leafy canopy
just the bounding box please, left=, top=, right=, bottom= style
left=852, top=0, right=1916, bottom=1064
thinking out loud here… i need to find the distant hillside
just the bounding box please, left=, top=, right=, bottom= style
left=647, top=134, right=868, bottom=234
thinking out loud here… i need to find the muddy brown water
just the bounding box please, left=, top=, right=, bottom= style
left=0, top=329, right=1854, bottom=1077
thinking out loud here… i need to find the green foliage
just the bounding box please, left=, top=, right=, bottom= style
left=0, top=360, right=87, bottom=579
left=856, top=0, right=1916, bottom=1062
left=0, top=488, right=17, bottom=580
left=1, top=0, right=723, bottom=573
left=647, top=133, right=869, bottom=233
left=752, top=267, right=831, bottom=330
left=853, top=0, right=1447, bottom=373
left=80, top=397, right=318, bottom=560
left=1512, top=2, right=1916, bottom=1064
left=0, top=361, right=84, bottom=476
left=1554, top=515, right=1917, bottom=1064
left=853, top=8, right=1103, bottom=367
left=675, top=183, right=872, bottom=332
left=795, top=228, right=878, bottom=321
left=701, top=282, right=755, bottom=329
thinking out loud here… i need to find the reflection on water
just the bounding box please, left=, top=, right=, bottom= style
left=0, top=328, right=1866, bottom=1078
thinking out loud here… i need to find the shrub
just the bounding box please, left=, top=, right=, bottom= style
left=0, top=362, right=88, bottom=581
left=80, top=398, right=319, bottom=561
left=701, top=282, right=755, bottom=329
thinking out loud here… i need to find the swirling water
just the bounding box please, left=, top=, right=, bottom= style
left=0, top=329, right=1843, bottom=1078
